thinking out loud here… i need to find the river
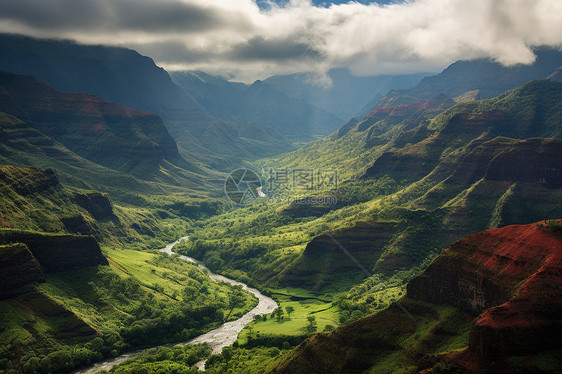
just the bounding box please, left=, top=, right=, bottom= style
left=74, top=237, right=278, bottom=373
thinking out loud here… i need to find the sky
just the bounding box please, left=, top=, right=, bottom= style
left=0, top=0, right=561, bottom=83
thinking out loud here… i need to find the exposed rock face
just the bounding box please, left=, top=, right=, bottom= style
left=273, top=222, right=562, bottom=373
left=442, top=137, right=518, bottom=186
left=0, top=70, right=187, bottom=179
left=60, top=215, right=95, bottom=236
left=0, top=229, right=108, bottom=272
left=0, top=243, right=45, bottom=298
left=365, top=95, right=454, bottom=122
left=364, top=80, right=562, bottom=185
left=408, top=222, right=562, bottom=357
left=440, top=110, right=505, bottom=137
left=363, top=146, right=433, bottom=182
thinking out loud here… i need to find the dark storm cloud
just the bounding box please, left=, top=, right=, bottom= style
left=228, top=37, right=321, bottom=61
left=128, top=40, right=217, bottom=63
left=130, top=37, right=321, bottom=67
left=0, top=0, right=251, bottom=33
left=0, top=0, right=108, bottom=30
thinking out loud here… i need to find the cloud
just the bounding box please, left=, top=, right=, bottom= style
left=0, top=0, right=561, bottom=82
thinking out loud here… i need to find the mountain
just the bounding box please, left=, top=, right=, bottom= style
left=0, top=72, right=215, bottom=197
left=0, top=34, right=293, bottom=169
left=171, top=71, right=343, bottom=141
left=264, top=68, right=428, bottom=120
left=401, top=47, right=562, bottom=101
left=365, top=79, right=562, bottom=183
left=263, top=92, right=456, bottom=181
left=272, top=221, right=562, bottom=373
left=0, top=71, right=208, bottom=184
left=0, top=34, right=198, bottom=115
left=263, top=80, right=562, bottom=299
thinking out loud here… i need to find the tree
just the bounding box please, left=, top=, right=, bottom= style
left=273, top=307, right=284, bottom=321
left=224, top=286, right=246, bottom=321
left=285, top=306, right=294, bottom=319
left=304, top=315, right=317, bottom=335
left=323, top=324, right=335, bottom=332
left=222, top=346, right=233, bottom=363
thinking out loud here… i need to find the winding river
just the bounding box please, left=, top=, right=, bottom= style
left=74, top=237, right=278, bottom=373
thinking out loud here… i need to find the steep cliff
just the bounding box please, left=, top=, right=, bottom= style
left=364, top=80, right=562, bottom=183
left=0, top=243, right=45, bottom=298
left=0, top=230, right=108, bottom=272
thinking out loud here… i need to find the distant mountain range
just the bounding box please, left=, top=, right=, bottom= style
left=0, top=70, right=215, bottom=202
left=170, top=71, right=343, bottom=141
left=0, top=34, right=297, bottom=169
left=398, top=46, right=562, bottom=101
left=264, top=68, right=428, bottom=120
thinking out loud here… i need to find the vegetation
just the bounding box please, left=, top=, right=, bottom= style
left=1, top=44, right=561, bottom=374
left=537, top=219, right=562, bottom=234
left=106, top=344, right=211, bottom=374
left=0, top=246, right=257, bottom=373
left=237, top=288, right=339, bottom=346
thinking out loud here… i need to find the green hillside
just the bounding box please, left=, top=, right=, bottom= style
left=0, top=165, right=257, bottom=374
left=176, top=80, right=562, bottom=328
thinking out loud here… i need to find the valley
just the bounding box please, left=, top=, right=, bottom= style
left=0, top=7, right=561, bottom=373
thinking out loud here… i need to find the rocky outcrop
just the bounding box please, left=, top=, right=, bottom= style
left=74, top=192, right=114, bottom=220
left=0, top=229, right=108, bottom=272
left=0, top=243, right=45, bottom=298
left=408, top=221, right=562, bottom=357
left=364, top=80, right=562, bottom=185
left=365, top=95, right=454, bottom=121
left=60, top=214, right=96, bottom=236
left=439, top=110, right=505, bottom=137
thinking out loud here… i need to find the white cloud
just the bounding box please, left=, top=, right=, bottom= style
left=0, top=0, right=561, bottom=82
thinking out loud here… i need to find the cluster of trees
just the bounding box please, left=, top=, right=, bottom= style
left=106, top=344, right=211, bottom=374
left=1, top=336, right=116, bottom=374
left=205, top=346, right=288, bottom=374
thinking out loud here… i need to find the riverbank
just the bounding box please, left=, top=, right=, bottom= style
left=74, top=237, right=277, bottom=373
